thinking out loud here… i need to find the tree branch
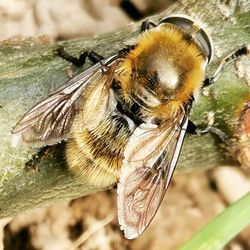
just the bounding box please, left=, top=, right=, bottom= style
left=0, top=0, right=249, bottom=218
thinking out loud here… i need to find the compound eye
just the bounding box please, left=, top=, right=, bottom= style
left=159, top=16, right=213, bottom=63
left=195, top=28, right=212, bottom=64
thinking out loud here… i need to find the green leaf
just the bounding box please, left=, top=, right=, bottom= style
left=180, top=192, right=250, bottom=250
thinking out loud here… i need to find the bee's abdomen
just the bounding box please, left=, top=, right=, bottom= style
left=66, top=114, right=132, bottom=189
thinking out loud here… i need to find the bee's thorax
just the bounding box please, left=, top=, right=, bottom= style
left=114, top=25, right=206, bottom=123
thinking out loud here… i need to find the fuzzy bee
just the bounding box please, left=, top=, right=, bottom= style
left=11, top=15, right=249, bottom=239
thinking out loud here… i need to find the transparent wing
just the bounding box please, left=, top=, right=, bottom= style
left=11, top=55, right=119, bottom=147
left=117, top=109, right=189, bottom=239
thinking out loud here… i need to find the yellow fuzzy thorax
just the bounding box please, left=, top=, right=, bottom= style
left=117, top=24, right=206, bottom=114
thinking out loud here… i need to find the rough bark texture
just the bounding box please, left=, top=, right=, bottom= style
left=0, top=0, right=249, bottom=218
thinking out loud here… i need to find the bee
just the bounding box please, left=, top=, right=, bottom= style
left=11, top=15, right=249, bottom=239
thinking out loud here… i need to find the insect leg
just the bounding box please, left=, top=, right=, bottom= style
left=87, top=51, right=104, bottom=64
left=55, top=47, right=104, bottom=66
left=140, top=20, right=157, bottom=32
left=118, top=45, right=135, bottom=58
left=187, top=120, right=229, bottom=143
left=186, top=120, right=198, bottom=135
left=25, top=145, right=52, bottom=171
left=204, top=45, right=249, bottom=87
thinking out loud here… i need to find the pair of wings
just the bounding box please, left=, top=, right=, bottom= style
left=12, top=54, right=190, bottom=239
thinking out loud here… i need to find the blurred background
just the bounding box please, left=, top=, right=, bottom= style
left=0, top=0, right=175, bottom=41
left=0, top=0, right=250, bottom=249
